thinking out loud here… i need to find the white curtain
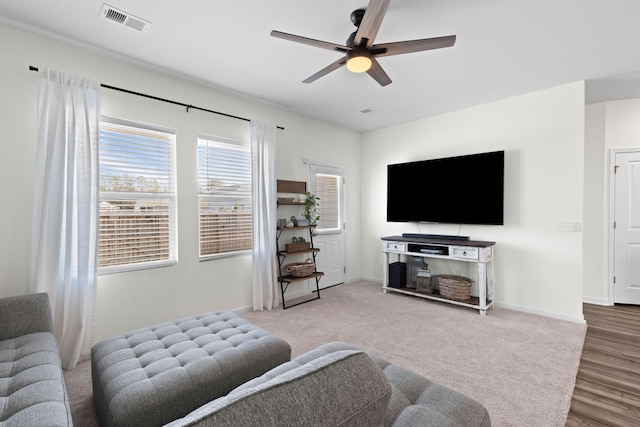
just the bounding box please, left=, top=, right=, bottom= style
left=31, top=69, right=100, bottom=370
left=250, top=120, right=279, bottom=310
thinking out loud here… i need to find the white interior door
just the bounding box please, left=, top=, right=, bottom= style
left=613, top=150, right=640, bottom=304
left=309, top=164, right=345, bottom=289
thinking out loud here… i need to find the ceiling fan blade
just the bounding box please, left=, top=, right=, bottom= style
left=302, top=58, right=347, bottom=83
left=367, top=58, right=392, bottom=86
left=373, top=35, right=457, bottom=57
left=354, top=0, right=391, bottom=48
left=270, top=30, right=350, bottom=53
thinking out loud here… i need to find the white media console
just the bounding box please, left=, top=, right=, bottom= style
left=381, top=235, right=495, bottom=315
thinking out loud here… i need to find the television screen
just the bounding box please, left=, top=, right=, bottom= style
left=387, top=150, right=504, bottom=225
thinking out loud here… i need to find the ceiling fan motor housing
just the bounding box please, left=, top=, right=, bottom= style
left=346, top=31, right=357, bottom=47
left=351, top=9, right=366, bottom=27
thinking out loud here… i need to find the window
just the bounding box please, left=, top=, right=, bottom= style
left=197, top=135, right=252, bottom=258
left=98, top=118, right=177, bottom=272
left=313, top=170, right=343, bottom=233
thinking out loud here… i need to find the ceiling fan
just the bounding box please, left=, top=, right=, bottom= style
left=270, top=0, right=456, bottom=86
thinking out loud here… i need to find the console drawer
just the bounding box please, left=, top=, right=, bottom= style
left=385, top=241, right=406, bottom=252
left=450, top=246, right=479, bottom=260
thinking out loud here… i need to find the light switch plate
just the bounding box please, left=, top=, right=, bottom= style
left=559, top=221, right=582, bottom=232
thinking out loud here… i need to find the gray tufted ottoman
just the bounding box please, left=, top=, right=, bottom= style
left=91, top=310, right=291, bottom=427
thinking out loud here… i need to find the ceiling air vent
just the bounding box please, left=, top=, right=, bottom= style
left=100, top=4, right=150, bottom=32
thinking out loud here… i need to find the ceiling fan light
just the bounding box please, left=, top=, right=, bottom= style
left=346, top=52, right=372, bottom=73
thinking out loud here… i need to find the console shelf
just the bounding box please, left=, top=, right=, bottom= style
left=381, top=235, right=495, bottom=315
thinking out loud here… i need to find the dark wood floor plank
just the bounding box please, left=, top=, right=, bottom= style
left=566, top=303, right=640, bottom=426
left=565, top=413, right=609, bottom=427
left=586, top=324, right=640, bottom=347
left=573, top=378, right=624, bottom=404
left=578, top=352, right=640, bottom=383
left=582, top=335, right=640, bottom=361
left=569, top=397, right=639, bottom=427
left=582, top=309, right=640, bottom=328
left=571, top=387, right=640, bottom=421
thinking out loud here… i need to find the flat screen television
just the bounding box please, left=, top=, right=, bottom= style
left=387, top=150, right=504, bottom=225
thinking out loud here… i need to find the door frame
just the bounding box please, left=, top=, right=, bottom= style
left=608, top=147, right=640, bottom=304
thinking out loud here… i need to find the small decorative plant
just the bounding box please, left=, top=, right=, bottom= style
left=302, top=191, right=321, bottom=225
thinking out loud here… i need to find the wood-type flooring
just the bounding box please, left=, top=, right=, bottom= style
left=565, top=303, right=640, bottom=426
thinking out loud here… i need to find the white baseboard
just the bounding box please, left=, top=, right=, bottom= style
left=495, top=302, right=586, bottom=324
left=582, top=296, right=612, bottom=306
left=234, top=282, right=322, bottom=314
left=234, top=304, right=253, bottom=314
left=355, top=276, right=382, bottom=284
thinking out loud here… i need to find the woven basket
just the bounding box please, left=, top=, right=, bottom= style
left=285, top=259, right=315, bottom=278
left=437, top=275, right=472, bottom=301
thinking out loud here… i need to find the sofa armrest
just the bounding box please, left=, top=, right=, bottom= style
left=0, top=292, right=53, bottom=341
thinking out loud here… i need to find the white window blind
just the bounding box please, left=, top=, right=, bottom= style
left=98, top=118, right=177, bottom=272
left=315, top=173, right=341, bottom=232
left=197, top=136, right=252, bottom=258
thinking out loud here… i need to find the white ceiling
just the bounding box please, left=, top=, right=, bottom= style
left=2, top=0, right=640, bottom=132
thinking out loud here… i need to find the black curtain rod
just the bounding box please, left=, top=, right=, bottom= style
left=29, top=66, right=284, bottom=130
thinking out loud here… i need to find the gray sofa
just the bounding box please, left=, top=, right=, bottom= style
left=0, top=293, right=73, bottom=426
left=165, top=341, right=492, bottom=427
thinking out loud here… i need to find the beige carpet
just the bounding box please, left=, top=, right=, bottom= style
left=64, top=280, right=586, bottom=426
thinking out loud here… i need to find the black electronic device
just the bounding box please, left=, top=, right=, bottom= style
left=388, top=262, right=406, bottom=288
left=402, top=233, right=469, bottom=241
left=387, top=151, right=504, bottom=225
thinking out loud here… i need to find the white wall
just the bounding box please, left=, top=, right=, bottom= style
left=360, top=82, right=586, bottom=322
left=584, top=99, right=640, bottom=303
left=583, top=103, right=607, bottom=304
left=0, top=23, right=361, bottom=342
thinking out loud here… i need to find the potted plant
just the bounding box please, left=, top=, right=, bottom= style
left=302, top=191, right=320, bottom=225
